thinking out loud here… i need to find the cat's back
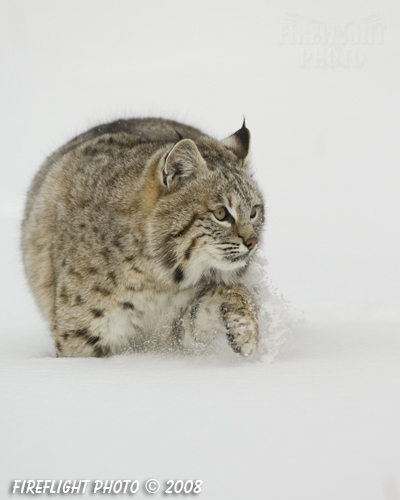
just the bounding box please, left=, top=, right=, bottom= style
left=21, top=118, right=208, bottom=322
left=25, top=118, right=207, bottom=214
left=60, top=117, right=206, bottom=156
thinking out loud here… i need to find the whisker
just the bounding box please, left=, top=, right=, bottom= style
left=184, top=251, right=208, bottom=275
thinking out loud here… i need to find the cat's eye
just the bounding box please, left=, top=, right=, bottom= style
left=250, top=206, right=257, bottom=218
left=214, top=207, right=227, bottom=221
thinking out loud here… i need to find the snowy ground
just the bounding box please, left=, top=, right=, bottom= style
left=1, top=1, right=400, bottom=498
left=1, top=288, right=399, bottom=499
left=1, top=319, right=400, bottom=500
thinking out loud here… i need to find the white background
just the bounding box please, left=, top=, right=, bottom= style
left=0, top=1, right=399, bottom=499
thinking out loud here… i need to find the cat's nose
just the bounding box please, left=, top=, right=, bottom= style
left=245, top=238, right=258, bottom=250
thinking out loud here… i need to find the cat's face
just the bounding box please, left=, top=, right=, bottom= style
left=147, top=124, right=265, bottom=286
left=200, top=176, right=264, bottom=272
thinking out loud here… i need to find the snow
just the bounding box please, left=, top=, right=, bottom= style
left=1, top=1, right=400, bottom=498
left=1, top=312, right=399, bottom=499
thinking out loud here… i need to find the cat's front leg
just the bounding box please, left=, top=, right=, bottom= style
left=184, top=285, right=259, bottom=357
left=218, top=286, right=259, bottom=356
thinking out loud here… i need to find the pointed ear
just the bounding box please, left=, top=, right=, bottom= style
left=161, top=139, right=206, bottom=190
left=220, top=120, right=251, bottom=160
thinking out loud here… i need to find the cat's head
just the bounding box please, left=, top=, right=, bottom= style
left=147, top=122, right=265, bottom=287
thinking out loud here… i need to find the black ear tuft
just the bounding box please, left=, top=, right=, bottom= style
left=236, top=119, right=250, bottom=155
left=220, top=121, right=251, bottom=160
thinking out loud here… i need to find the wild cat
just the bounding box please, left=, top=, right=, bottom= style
left=22, top=118, right=265, bottom=358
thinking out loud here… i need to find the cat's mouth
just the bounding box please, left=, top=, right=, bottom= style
left=219, top=252, right=251, bottom=269
left=225, top=250, right=253, bottom=263
left=207, top=253, right=248, bottom=271
left=203, top=246, right=253, bottom=271
left=227, top=254, right=248, bottom=262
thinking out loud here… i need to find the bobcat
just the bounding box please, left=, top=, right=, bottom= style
left=22, top=118, right=265, bottom=358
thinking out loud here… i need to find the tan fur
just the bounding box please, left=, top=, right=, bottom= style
left=22, top=118, right=265, bottom=358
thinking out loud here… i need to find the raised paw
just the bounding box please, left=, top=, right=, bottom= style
left=219, top=287, right=259, bottom=357
left=225, top=314, right=259, bottom=357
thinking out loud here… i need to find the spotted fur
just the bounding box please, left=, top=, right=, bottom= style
left=22, top=118, right=265, bottom=357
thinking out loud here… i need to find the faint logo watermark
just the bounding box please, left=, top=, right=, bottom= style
left=279, top=13, right=385, bottom=69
